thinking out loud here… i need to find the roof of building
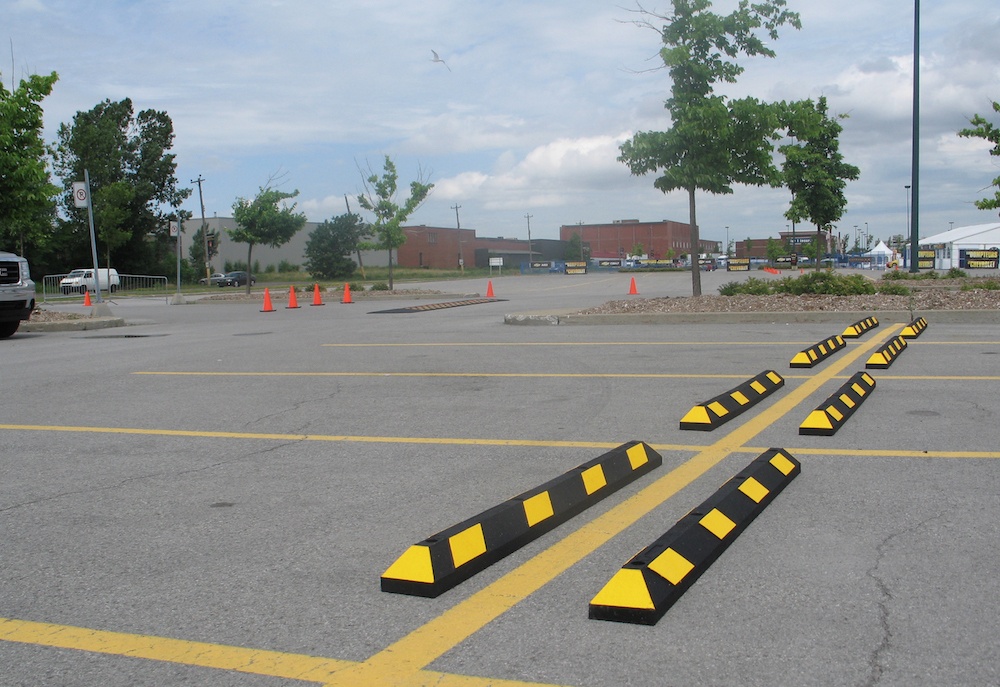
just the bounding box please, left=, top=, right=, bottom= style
left=920, top=222, right=1000, bottom=245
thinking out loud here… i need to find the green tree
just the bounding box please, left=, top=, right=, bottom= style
left=765, top=237, right=784, bottom=265
left=187, top=224, right=220, bottom=274
left=618, top=0, right=800, bottom=296
left=629, top=242, right=645, bottom=257
left=230, top=186, right=307, bottom=294
left=565, top=233, right=590, bottom=261
left=0, top=71, right=59, bottom=256
left=304, top=213, right=363, bottom=280
left=780, top=97, right=860, bottom=271
left=357, top=156, right=433, bottom=290
left=958, top=100, right=1000, bottom=213
left=52, top=98, right=190, bottom=274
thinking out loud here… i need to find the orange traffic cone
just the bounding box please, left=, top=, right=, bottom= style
left=83, top=290, right=92, bottom=306
left=310, top=283, right=324, bottom=306
left=628, top=277, right=638, bottom=295
left=287, top=285, right=300, bottom=309
left=486, top=280, right=495, bottom=298
left=341, top=282, right=353, bottom=304
left=261, top=288, right=275, bottom=312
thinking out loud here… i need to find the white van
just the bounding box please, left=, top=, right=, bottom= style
left=60, top=268, right=121, bottom=294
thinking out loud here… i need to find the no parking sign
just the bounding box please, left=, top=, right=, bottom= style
left=72, top=181, right=89, bottom=208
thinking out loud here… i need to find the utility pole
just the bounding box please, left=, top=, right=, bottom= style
left=191, top=175, right=209, bottom=282
left=452, top=204, right=463, bottom=271
left=525, top=213, right=533, bottom=270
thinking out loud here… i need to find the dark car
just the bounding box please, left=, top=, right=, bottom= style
left=218, top=271, right=256, bottom=287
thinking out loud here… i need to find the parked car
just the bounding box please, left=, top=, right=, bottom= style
left=218, top=271, right=255, bottom=287
left=199, top=272, right=226, bottom=285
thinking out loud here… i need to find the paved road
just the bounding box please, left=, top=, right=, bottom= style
left=2, top=272, right=998, bottom=686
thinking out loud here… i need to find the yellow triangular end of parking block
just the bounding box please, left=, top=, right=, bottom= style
left=790, top=351, right=812, bottom=366
left=866, top=351, right=888, bottom=366
left=800, top=410, right=833, bottom=431
left=680, top=405, right=713, bottom=426
left=590, top=568, right=655, bottom=610
left=382, top=545, right=435, bottom=584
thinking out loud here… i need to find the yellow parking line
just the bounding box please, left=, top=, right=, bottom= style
left=134, top=371, right=788, bottom=380
left=0, top=617, right=559, bottom=687
left=0, top=617, right=353, bottom=682
left=320, top=341, right=817, bottom=347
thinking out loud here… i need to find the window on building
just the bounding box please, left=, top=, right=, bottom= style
left=427, top=233, right=437, bottom=244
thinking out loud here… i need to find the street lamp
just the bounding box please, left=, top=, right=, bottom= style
left=725, top=226, right=729, bottom=256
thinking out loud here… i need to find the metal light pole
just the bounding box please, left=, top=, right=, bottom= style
left=905, top=185, right=911, bottom=266
left=908, top=0, right=921, bottom=272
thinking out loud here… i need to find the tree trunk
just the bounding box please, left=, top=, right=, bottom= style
left=688, top=186, right=702, bottom=297
left=246, top=244, right=254, bottom=295
left=388, top=248, right=395, bottom=290
left=815, top=225, right=823, bottom=271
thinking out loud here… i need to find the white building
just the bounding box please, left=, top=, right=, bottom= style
left=916, top=222, right=1000, bottom=270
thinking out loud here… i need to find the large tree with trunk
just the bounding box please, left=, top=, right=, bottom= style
left=619, top=0, right=800, bottom=295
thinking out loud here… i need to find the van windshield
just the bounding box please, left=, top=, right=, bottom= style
left=67, top=269, right=86, bottom=277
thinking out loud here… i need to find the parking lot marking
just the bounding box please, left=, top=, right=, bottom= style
left=0, top=617, right=558, bottom=687
left=321, top=325, right=903, bottom=686
left=320, top=341, right=820, bottom=347
left=0, top=617, right=353, bottom=682
left=2, top=425, right=996, bottom=461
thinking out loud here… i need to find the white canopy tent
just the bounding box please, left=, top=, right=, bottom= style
left=862, top=240, right=896, bottom=269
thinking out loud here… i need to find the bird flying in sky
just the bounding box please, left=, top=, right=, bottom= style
left=430, top=49, right=451, bottom=72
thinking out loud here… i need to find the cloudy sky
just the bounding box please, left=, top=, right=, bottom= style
left=7, top=0, right=1000, bottom=247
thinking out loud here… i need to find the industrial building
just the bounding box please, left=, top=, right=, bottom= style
left=559, top=219, right=719, bottom=260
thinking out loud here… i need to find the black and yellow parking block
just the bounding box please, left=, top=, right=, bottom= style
left=679, top=370, right=784, bottom=431
left=789, top=335, right=846, bottom=368
left=865, top=335, right=908, bottom=369
left=381, top=441, right=662, bottom=598
left=799, top=371, right=877, bottom=436
left=841, top=316, right=879, bottom=338
left=900, top=316, right=928, bottom=339
left=588, top=448, right=800, bottom=625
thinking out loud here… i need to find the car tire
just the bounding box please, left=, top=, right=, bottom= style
left=0, top=321, right=19, bottom=339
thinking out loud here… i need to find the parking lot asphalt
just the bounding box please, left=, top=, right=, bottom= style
left=2, top=271, right=999, bottom=686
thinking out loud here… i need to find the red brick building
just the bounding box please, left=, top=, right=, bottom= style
left=734, top=228, right=835, bottom=259
left=559, top=219, right=719, bottom=260
left=396, top=226, right=561, bottom=269
left=397, top=226, right=477, bottom=269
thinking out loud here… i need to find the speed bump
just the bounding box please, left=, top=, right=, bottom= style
left=841, top=316, right=879, bottom=338
left=865, top=336, right=908, bottom=369
left=789, top=335, right=846, bottom=368
left=588, top=448, right=800, bottom=625
left=679, top=370, right=784, bottom=431
left=900, top=316, right=928, bottom=339
left=381, top=441, right=662, bottom=598
left=799, top=371, right=877, bottom=436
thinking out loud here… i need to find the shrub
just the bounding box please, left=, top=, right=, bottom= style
left=370, top=282, right=390, bottom=291
left=773, top=271, right=875, bottom=295
left=962, top=279, right=1000, bottom=291
left=877, top=282, right=911, bottom=295
left=718, top=277, right=773, bottom=296
left=945, top=267, right=968, bottom=279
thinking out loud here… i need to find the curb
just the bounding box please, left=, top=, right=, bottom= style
left=21, top=317, right=127, bottom=332
left=504, top=309, right=1000, bottom=325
